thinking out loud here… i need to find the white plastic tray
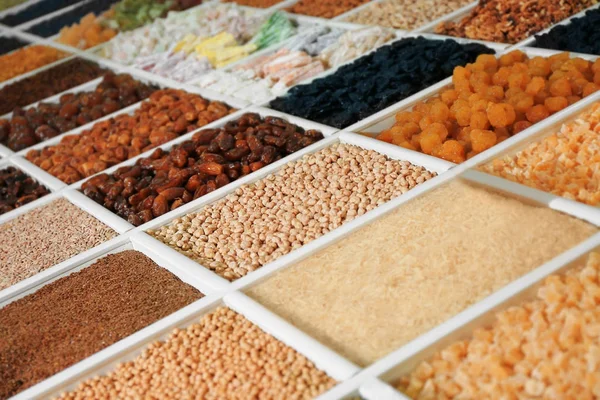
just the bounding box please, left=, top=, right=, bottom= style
left=192, top=15, right=404, bottom=104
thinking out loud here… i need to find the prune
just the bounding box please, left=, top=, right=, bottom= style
left=534, top=9, right=600, bottom=55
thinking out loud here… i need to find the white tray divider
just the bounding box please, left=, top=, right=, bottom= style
left=131, top=231, right=231, bottom=293
left=323, top=231, right=600, bottom=396
left=66, top=108, right=338, bottom=234
left=63, top=188, right=134, bottom=233
left=10, top=155, right=66, bottom=191
left=359, top=378, right=406, bottom=400
left=224, top=291, right=361, bottom=381
left=462, top=169, right=600, bottom=227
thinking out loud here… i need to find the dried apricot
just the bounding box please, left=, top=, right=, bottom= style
left=487, top=103, right=516, bottom=128
left=470, top=129, right=496, bottom=153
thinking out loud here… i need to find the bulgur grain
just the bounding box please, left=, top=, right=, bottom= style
left=0, top=198, right=116, bottom=290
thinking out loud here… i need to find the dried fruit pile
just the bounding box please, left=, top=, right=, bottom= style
left=0, top=73, right=158, bottom=151
left=25, top=89, right=235, bottom=184
left=198, top=26, right=396, bottom=104
left=481, top=103, right=600, bottom=205
left=436, top=0, right=599, bottom=44
left=397, top=251, right=600, bottom=399
left=534, top=8, right=600, bottom=55
left=81, top=113, right=323, bottom=226
left=150, top=143, right=434, bottom=280
left=0, top=59, right=106, bottom=116
left=0, top=167, right=50, bottom=215
left=56, top=307, right=336, bottom=399
left=270, top=37, right=494, bottom=128
left=0, top=45, right=67, bottom=83
left=376, top=51, right=600, bottom=163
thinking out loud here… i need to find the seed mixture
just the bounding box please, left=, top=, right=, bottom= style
left=0, top=250, right=202, bottom=399
left=436, top=0, right=599, bottom=44
left=150, top=143, right=435, bottom=280
left=56, top=307, right=336, bottom=399
left=345, top=0, right=472, bottom=30
left=376, top=51, right=600, bottom=163
left=397, top=251, right=600, bottom=399
left=0, top=198, right=116, bottom=290
left=481, top=103, right=600, bottom=206
left=246, top=180, right=597, bottom=367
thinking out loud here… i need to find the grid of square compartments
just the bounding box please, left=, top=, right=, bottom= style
left=1, top=1, right=600, bottom=399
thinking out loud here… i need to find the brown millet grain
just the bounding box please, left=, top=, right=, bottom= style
left=149, top=143, right=436, bottom=281
left=0, top=198, right=116, bottom=290
left=0, top=250, right=203, bottom=399
left=57, top=306, right=336, bottom=400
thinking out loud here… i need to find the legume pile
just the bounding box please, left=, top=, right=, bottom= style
left=25, top=89, right=235, bottom=184
left=0, top=198, right=116, bottom=290
left=376, top=51, right=600, bottom=163
left=0, top=250, right=202, bottom=398
left=81, top=113, right=324, bottom=226
left=397, top=251, right=600, bottom=399
left=57, top=307, right=336, bottom=399
left=150, top=143, right=435, bottom=280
